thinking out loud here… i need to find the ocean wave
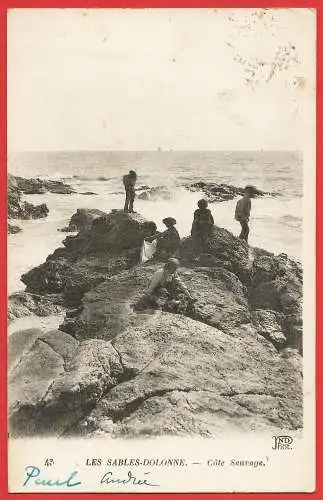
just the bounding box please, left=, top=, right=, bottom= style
left=96, top=176, right=111, bottom=181
left=72, top=175, right=92, bottom=181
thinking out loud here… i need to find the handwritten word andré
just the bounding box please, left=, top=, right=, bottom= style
left=100, top=470, right=159, bottom=487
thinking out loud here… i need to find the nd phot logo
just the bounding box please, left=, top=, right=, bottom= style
left=272, top=436, right=293, bottom=450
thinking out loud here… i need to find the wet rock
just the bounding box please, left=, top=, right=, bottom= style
left=8, top=291, right=65, bottom=323
left=8, top=223, right=22, bottom=234
left=65, top=208, right=107, bottom=232
left=186, top=181, right=273, bottom=203
left=22, top=260, right=70, bottom=294
left=8, top=174, right=22, bottom=218
left=8, top=174, right=49, bottom=220
left=23, top=202, right=49, bottom=219
left=14, top=176, right=75, bottom=194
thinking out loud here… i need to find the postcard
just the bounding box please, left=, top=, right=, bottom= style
left=7, top=7, right=316, bottom=493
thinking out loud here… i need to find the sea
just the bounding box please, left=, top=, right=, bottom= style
left=8, top=150, right=303, bottom=299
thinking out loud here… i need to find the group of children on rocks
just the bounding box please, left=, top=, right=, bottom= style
left=123, top=169, right=256, bottom=248
left=123, top=170, right=257, bottom=315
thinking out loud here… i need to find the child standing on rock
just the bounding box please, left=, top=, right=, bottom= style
left=123, top=170, right=137, bottom=213
left=235, top=185, right=256, bottom=242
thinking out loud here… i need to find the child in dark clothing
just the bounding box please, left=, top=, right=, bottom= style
left=235, top=185, right=256, bottom=242
left=123, top=170, right=137, bottom=212
left=191, top=199, right=214, bottom=246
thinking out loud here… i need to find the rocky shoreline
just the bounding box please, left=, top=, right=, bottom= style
left=8, top=174, right=49, bottom=222
left=8, top=174, right=79, bottom=232
left=14, top=175, right=76, bottom=195
left=186, top=181, right=275, bottom=203
left=8, top=208, right=303, bottom=438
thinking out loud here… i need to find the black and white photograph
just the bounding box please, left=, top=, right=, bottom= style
left=7, top=8, right=315, bottom=492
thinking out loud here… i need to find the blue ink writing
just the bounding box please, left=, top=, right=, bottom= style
left=23, top=466, right=82, bottom=488
left=100, top=470, right=159, bottom=487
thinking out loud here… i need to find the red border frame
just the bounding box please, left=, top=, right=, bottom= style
left=0, top=3, right=320, bottom=499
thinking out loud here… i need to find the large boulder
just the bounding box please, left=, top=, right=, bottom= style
left=21, top=210, right=157, bottom=302
left=64, top=208, right=107, bottom=232
left=9, top=329, right=124, bottom=437
left=82, top=313, right=301, bottom=438
left=179, top=226, right=251, bottom=284
left=62, top=210, right=157, bottom=255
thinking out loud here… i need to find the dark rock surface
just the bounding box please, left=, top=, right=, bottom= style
left=8, top=292, right=65, bottom=323
left=64, top=208, right=107, bottom=233
left=21, top=210, right=157, bottom=302
left=8, top=174, right=49, bottom=220
left=9, top=209, right=303, bottom=438
left=14, top=176, right=76, bottom=195
left=186, top=181, right=274, bottom=203
left=8, top=223, right=22, bottom=234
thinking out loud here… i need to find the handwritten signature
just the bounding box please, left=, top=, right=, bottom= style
left=101, top=470, right=159, bottom=487
left=23, top=466, right=82, bottom=488
left=22, top=466, right=159, bottom=489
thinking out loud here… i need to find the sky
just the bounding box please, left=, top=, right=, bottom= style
left=7, top=8, right=316, bottom=151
